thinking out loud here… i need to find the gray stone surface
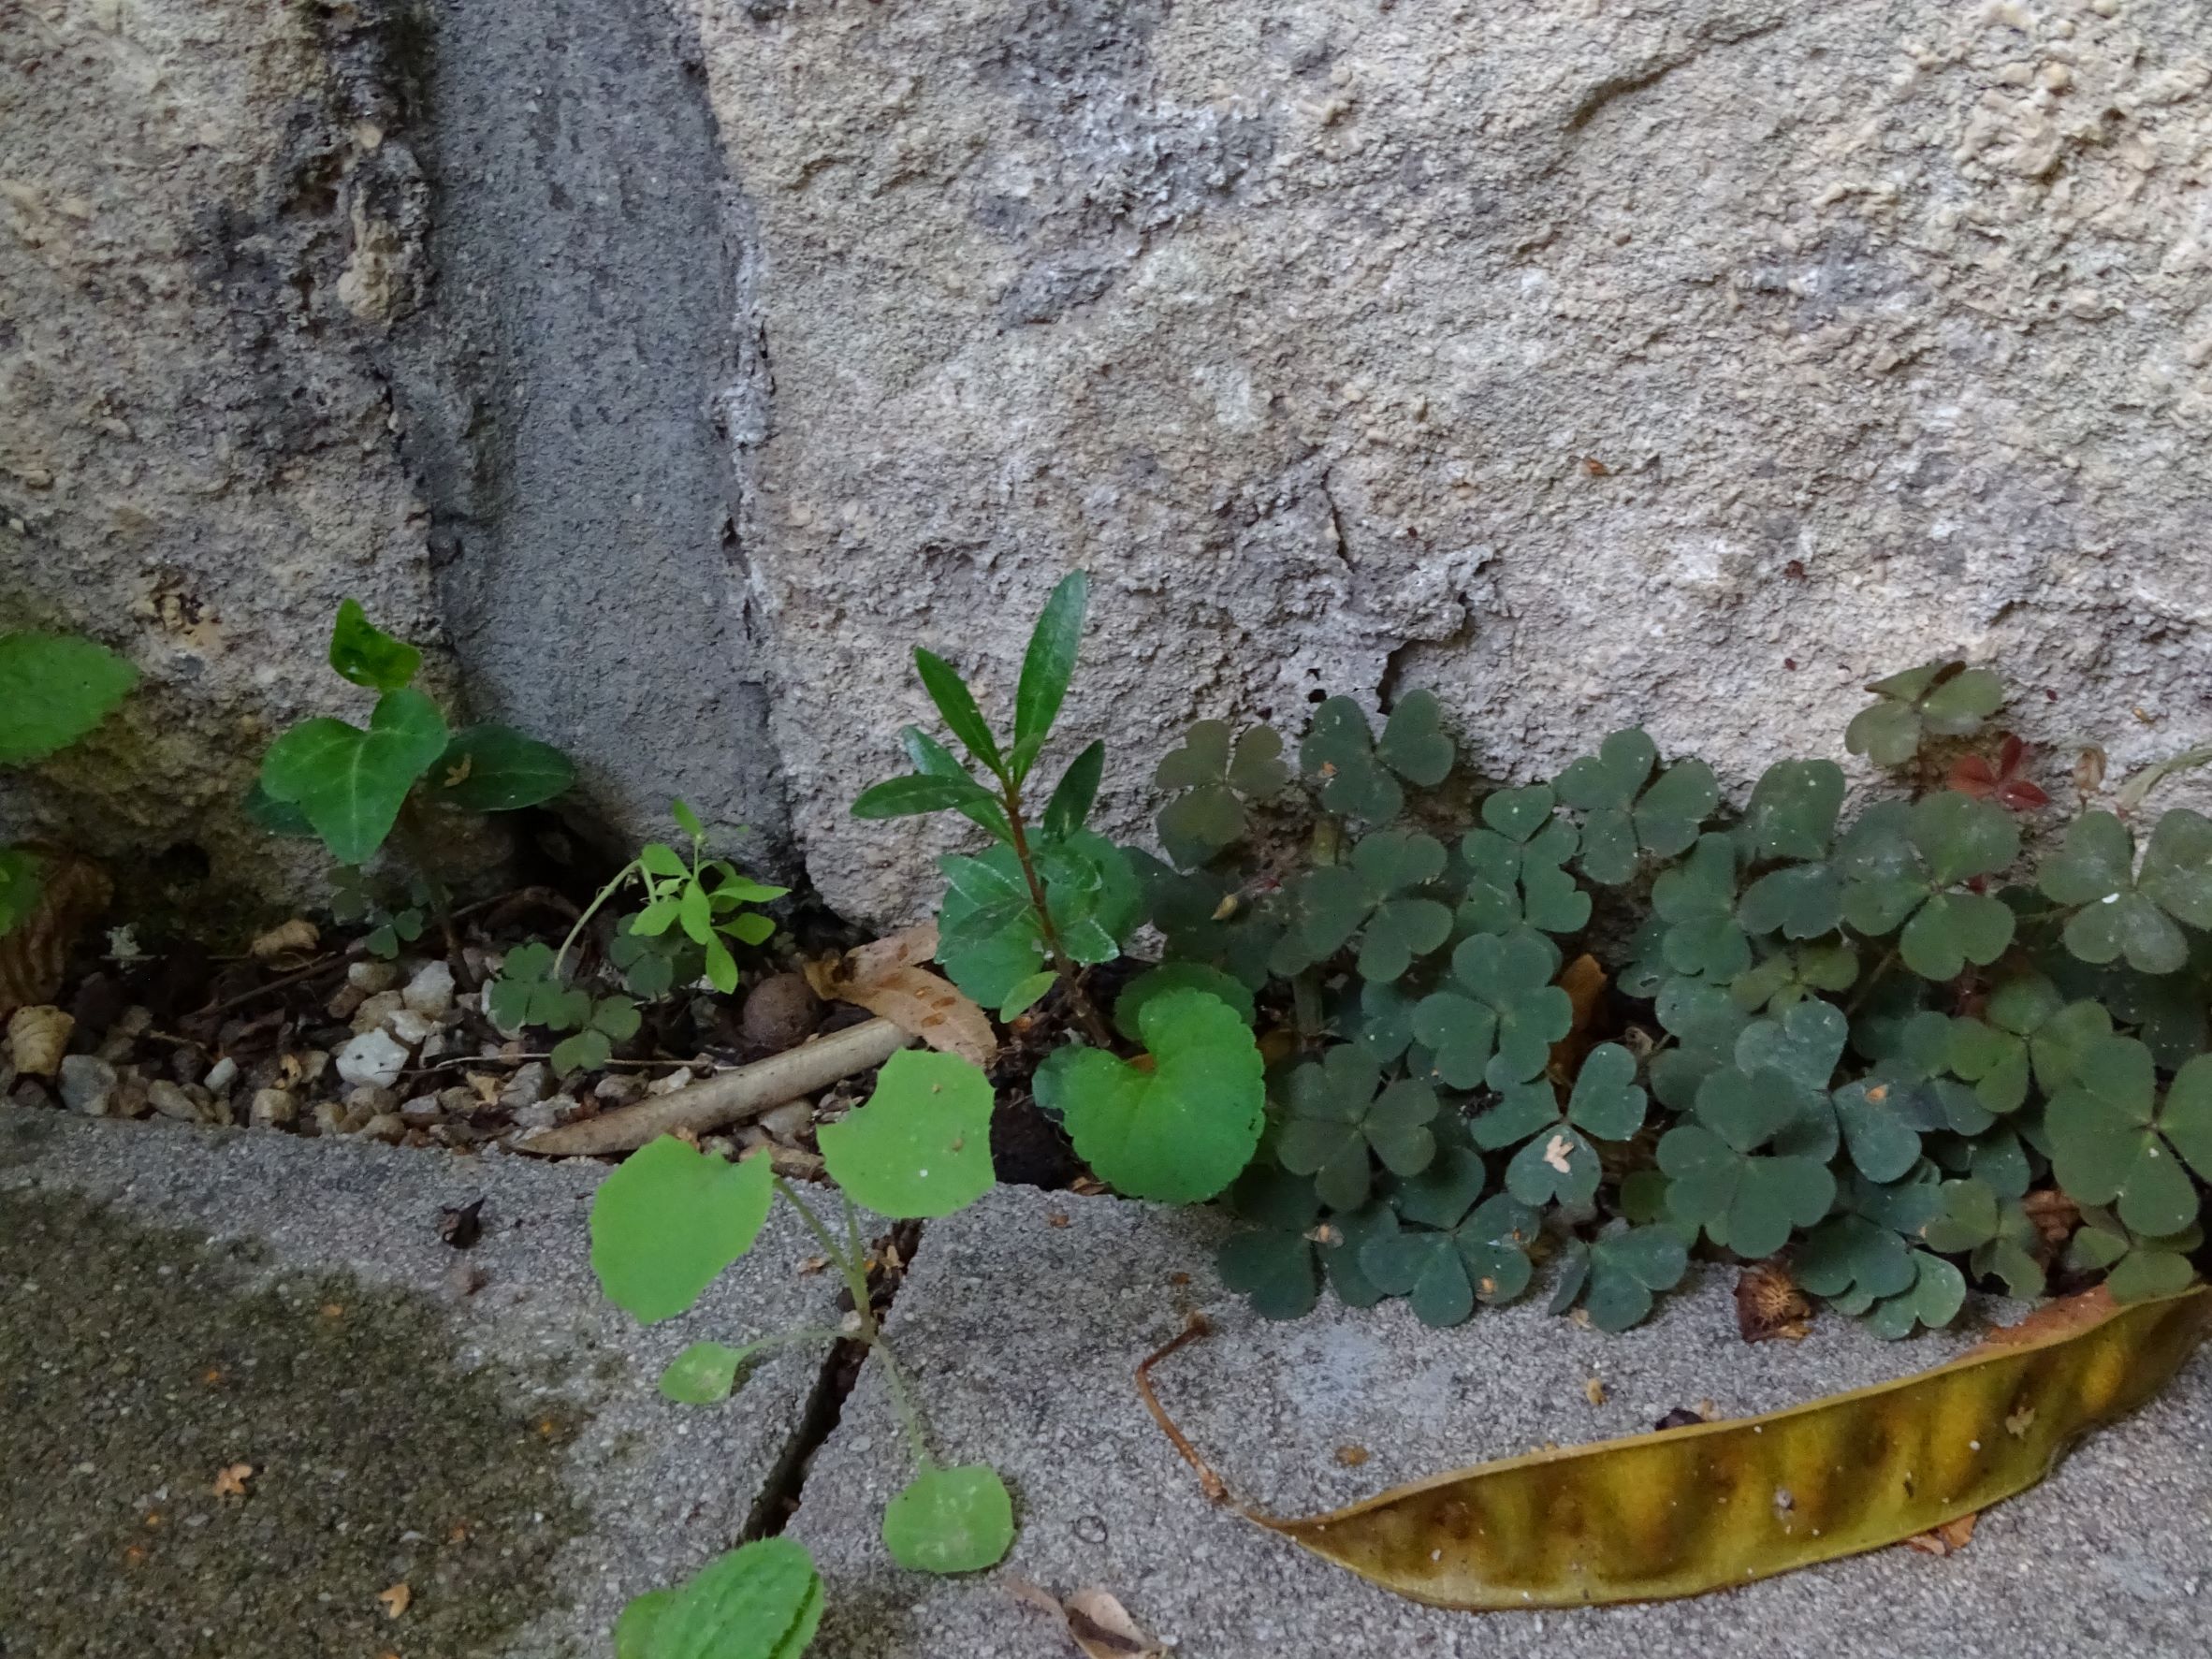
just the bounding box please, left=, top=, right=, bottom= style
left=0, top=1106, right=842, bottom=1655
left=793, top=1185, right=2212, bottom=1658
left=391, top=0, right=790, bottom=866
left=693, top=0, right=2212, bottom=924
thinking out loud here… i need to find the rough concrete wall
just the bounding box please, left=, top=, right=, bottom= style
left=391, top=0, right=789, bottom=864
left=694, top=0, right=2212, bottom=924
left=0, top=1, right=441, bottom=912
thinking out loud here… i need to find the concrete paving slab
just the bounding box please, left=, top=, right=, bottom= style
left=793, top=1185, right=2212, bottom=1659
left=0, top=1108, right=844, bottom=1658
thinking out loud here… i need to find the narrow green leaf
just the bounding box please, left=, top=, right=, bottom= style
left=914, top=648, right=1006, bottom=779
left=999, top=970, right=1059, bottom=1020
left=1012, top=570, right=1089, bottom=765
left=1041, top=739, right=1105, bottom=839
left=853, top=774, right=993, bottom=820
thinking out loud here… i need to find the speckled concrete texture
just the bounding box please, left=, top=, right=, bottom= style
left=692, top=0, right=2212, bottom=924
left=791, top=1184, right=2212, bottom=1658
left=0, top=1107, right=844, bottom=1656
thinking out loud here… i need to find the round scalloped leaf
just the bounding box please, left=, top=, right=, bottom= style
left=1036, top=989, right=1264, bottom=1202
left=0, top=632, right=138, bottom=765
left=817, top=1050, right=996, bottom=1220
left=616, top=1537, right=822, bottom=1659
left=1113, top=962, right=1256, bottom=1041
left=660, top=1341, right=750, bottom=1404
left=590, top=1138, right=776, bottom=1324
left=882, top=1464, right=1015, bottom=1575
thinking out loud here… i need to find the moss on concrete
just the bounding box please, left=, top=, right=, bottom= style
left=0, top=1188, right=588, bottom=1657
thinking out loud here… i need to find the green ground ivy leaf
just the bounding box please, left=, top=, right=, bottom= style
left=259, top=687, right=450, bottom=866
left=1114, top=962, right=1256, bottom=1041
left=883, top=1464, right=1015, bottom=1575
left=1412, top=929, right=1571, bottom=1088
left=1459, top=787, right=1590, bottom=937
left=2040, top=808, right=2212, bottom=974
left=0, top=632, right=138, bottom=765
left=1359, top=1193, right=1538, bottom=1327
left=1844, top=661, right=2002, bottom=766
left=1556, top=728, right=1717, bottom=884
left=327, top=598, right=422, bottom=691
left=818, top=1050, right=996, bottom=1219
left=2046, top=1036, right=2205, bottom=1237
left=1741, top=760, right=1846, bottom=861
left=1035, top=988, right=1264, bottom=1201
left=1549, top=1225, right=1691, bottom=1332
left=615, top=1537, right=822, bottom=1659
left=589, top=1137, right=775, bottom=1324
left=1836, top=795, right=2019, bottom=979
left=1279, top=1045, right=1440, bottom=1209
left=1011, top=569, right=1087, bottom=774
left=430, top=723, right=575, bottom=811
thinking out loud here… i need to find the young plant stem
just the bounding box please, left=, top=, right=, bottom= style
left=997, top=780, right=1113, bottom=1046
left=394, top=797, right=466, bottom=978
left=550, top=859, right=642, bottom=981
left=1846, top=945, right=1901, bottom=1016
left=1292, top=813, right=1345, bottom=1041
left=775, top=1180, right=931, bottom=1466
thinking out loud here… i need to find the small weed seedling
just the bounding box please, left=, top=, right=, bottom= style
left=0, top=630, right=138, bottom=936
left=483, top=800, right=787, bottom=1074
left=592, top=1051, right=1015, bottom=1576
left=251, top=601, right=576, bottom=944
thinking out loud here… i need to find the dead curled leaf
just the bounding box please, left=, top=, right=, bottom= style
left=211, top=1463, right=253, bottom=1498
left=1009, top=1580, right=1163, bottom=1658
left=804, top=924, right=997, bottom=1066
left=377, top=1581, right=412, bottom=1620
left=249, top=918, right=319, bottom=961
left=1140, top=1287, right=2212, bottom=1609
left=1906, top=1512, right=1977, bottom=1557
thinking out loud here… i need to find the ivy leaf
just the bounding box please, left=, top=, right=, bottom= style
left=2047, top=1038, right=2206, bottom=1237
left=327, top=598, right=422, bottom=692
left=430, top=723, right=575, bottom=811
left=1548, top=1225, right=1691, bottom=1332
left=1556, top=729, right=1716, bottom=884
left=1359, top=1193, right=1538, bottom=1327
left=1278, top=1045, right=1440, bottom=1208
left=589, top=1138, right=775, bottom=1324
left=1412, top=929, right=1571, bottom=1088
left=259, top=688, right=450, bottom=866
left=614, top=1538, right=822, bottom=1659
left=1011, top=569, right=1087, bottom=773
left=1845, top=661, right=2003, bottom=765
left=817, top=1050, right=996, bottom=1219
left=1741, top=760, right=1846, bottom=861
left=1034, top=989, right=1265, bottom=1201
left=2040, top=809, right=2212, bottom=974
left=882, top=1464, right=1015, bottom=1575
left=0, top=632, right=138, bottom=764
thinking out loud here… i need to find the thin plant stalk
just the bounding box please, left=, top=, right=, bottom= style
left=999, top=780, right=1113, bottom=1045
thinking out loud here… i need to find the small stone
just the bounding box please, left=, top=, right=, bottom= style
left=311, top=1100, right=348, bottom=1137
left=348, top=959, right=399, bottom=993
left=325, top=982, right=369, bottom=1021
left=399, top=1093, right=444, bottom=1127
left=437, top=1085, right=478, bottom=1115
left=9, top=1079, right=53, bottom=1111
left=759, top=1099, right=814, bottom=1142
left=249, top=1088, right=298, bottom=1128
left=57, top=1055, right=119, bottom=1115
left=401, top=960, right=455, bottom=1019
left=509, top=1099, right=562, bottom=1131
left=386, top=1008, right=437, bottom=1046
left=739, top=972, right=821, bottom=1051
left=594, top=1072, right=648, bottom=1105
left=147, top=1080, right=199, bottom=1122
left=418, top=1030, right=449, bottom=1061
left=647, top=1066, right=695, bottom=1097
left=351, top=991, right=405, bottom=1035
left=499, top=1062, right=553, bottom=1112
left=445, top=1259, right=487, bottom=1298
left=346, top=1084, right=399, bottom=1117
left=201, top=1055, right=239, bottom=1096
left=358, top=1112, right=407, bottom=1143
left=336, top=1028, right=410, bottom=1090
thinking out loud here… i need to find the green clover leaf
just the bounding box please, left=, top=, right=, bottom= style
left=1729, top=939, right=1857, bottom=1011
left=1650, top=833, right=1749, bottom=980
left=1301, top=693, right=1451, bottom=822
left=1216, top=1165, right=1326, bottom=1319
left=1836, top=794, right=2019, bottom=979
left=1546, top=1224, right=1690, bottom=1332
left=1271, top=830, right=1452, bottom=981
left=589, top=1138, right=775, bottom=1324
left=818, top=1050, right=997, bottom=1219
left=1154, top=720, right=1288, bottom=866
left=1656, top=1123, right=1835, bottom=1259
left=2048, top=1039, right=2209, bottom=1237
left=1034, top=988, right=1265, bottom=1201
left=1737, top=863, right=1842, bottom=940
left=1741, top=759, right=1846, bottom=861
left=2040, top=808, right=2212, bottom=975
left=1277, top=1045, right=1440, bottom=1209
left=1555, top=728, right=1717, bottom=885
left=2066, top=1208, right=2204, bottom=1302
left=1844, top=660, right=2003, bottom=766
left=1411, top=929, right=1571, bottom=1088
left=1916, top=1177, right=2046, bottom=1299
left=1359, top=1192, right=1538, bottom=1327
left=1458, top=785, right=1590, bottom=937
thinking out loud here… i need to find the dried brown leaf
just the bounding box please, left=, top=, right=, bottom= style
left=806, top=924, right=995, bottom=1065
left=211, top=1463, right=253, bottom=1498
left=250, top=918, right=320, bottom=961
left=6, top=1004, right=72, bottom=1077
left=1006, top=1580, right=1162, bottom=1659
left=1905, top=1512, right=1977, bottom=1556
left=376, top=1581, right=412, bottom=1619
